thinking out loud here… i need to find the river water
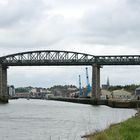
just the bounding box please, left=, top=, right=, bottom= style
left=0, top=99, right=137, bottom=140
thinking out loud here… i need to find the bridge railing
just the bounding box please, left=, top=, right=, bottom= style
left=96, top=56, right=140, bottom=65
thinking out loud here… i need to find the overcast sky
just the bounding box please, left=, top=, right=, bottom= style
left=0, top=0, right=140, bottom=88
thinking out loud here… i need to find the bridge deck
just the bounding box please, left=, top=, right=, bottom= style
left=0, top=50, right=140, bottom=66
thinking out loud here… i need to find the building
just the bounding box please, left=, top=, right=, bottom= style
left=70, top=91, right=80, bottom=98
left=31, top=87, right=41, bottom=93
left=16, top=92, right=30, bottom=98
left=135, top=87, right=140, bottom=100
left=8, top=85, right=15, bottom=97
left=100, top=90, right=112, bottom=100
left=67, top=87, right=77, bottom=91
left=29, top=87, right=49, bottom=98
left=112, top=89, right=132, bottom=100
left=102, top=77, right=110, bottom=90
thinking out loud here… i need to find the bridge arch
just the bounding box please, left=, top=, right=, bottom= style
left=0, top=50, right=96, bottom=66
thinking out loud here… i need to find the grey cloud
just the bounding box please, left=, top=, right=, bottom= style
left=101, top=66, right=140, bottom=85
left=0, top=14, right=68, bottom=50
left=79, top=0, right=140, bottom=46
left=0, top=0, right=47, bottom=27
left=1, top=0, right=140, bottom=52
left=2, top=0, right=140, bottom=87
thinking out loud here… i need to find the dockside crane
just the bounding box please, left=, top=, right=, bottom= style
left=85, top=67, right=91, bottom=96
left=79, top=75, right=83, bottom=96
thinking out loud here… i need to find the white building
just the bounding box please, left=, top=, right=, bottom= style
left=100, top=90, right=112, bottom=99
left=112, top=89, right=132, bottom=100
left=8, top=85, right=15, bottom=97
left=31, top=87, right=40, bottom=93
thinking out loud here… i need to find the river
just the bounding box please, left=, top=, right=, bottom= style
left=0, top=99, right=137, bottom=140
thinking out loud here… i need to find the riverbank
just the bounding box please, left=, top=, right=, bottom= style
left=83, top=110, right=140, bottom=140
left=49, top=97, right=140, bottom=108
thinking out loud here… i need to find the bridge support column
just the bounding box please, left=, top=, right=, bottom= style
left=0, top=65, right=8, bottom=103
left=92, top=64, right=100, bottom=99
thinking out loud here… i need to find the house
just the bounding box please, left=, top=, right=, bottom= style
left=30, top=87, right=50, bottom=98
left=135, top=87, right=140, bottom=100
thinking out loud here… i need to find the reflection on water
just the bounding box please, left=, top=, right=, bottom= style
left=0, top=99, right=136, bottom=140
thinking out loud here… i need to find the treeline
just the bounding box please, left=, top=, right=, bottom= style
left=15, top=85, right=78, bottom=93
left=15, top=84, right=140, bottom=94
left=47, top=85, right=78, bottom=90
left=15, top=87, right=29, bottom=93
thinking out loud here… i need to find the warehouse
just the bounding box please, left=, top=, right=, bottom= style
left=135, top=87, right=140, bottom=100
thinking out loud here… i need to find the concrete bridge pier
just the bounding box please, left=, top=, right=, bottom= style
left=92, top=64, right=101, bottom=99
left=0, top=65, right=8, bottom=103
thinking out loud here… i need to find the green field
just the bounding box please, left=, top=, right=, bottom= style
left=87, top=110, right=140, bottom=140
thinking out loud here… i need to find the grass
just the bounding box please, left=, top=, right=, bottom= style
left=87, top=110, right=140, bottom=140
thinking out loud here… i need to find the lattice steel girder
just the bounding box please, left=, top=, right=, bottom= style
left=0, top=50, right=140, bottom=66
left=0, top=50, right=95, bottom=66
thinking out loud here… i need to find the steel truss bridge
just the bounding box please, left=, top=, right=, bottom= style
left=0, top=50, right=140, bottom=66
left=0, top=50, right=140, bottom=103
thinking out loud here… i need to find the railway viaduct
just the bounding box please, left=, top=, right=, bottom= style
left=1, top=50, right=140, bottom=102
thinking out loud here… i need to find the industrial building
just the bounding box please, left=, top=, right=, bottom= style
left=112, top=89, right=132, bottom=100
left=135, top=87, right=140, bottom=100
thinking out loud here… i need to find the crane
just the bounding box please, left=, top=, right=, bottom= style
left=79, top=75, right=83, bottom=96
left=85, top=67, right=91, bottom=97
